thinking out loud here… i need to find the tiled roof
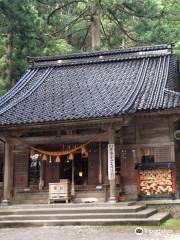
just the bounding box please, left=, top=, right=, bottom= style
left=0, top=44, right=179, bottom=126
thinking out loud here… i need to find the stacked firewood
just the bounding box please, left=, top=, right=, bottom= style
left=139, top=169, right=173, bottom=196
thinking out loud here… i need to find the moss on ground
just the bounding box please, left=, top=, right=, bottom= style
left=106, top=218, right=180, bottom=232
left=161, top=218, right=180, bottom=231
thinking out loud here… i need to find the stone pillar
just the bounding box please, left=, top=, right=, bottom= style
left=1, top=142, right=14, bottom=205
left=108, top=128, right=116, bottom=203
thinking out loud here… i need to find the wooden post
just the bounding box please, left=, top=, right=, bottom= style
left=108, top=128, right=116, bottom=203
left=39, top=159, right=44, bottom=190
left=1, top=142, right=14, bottom=205
left=99, top=142, right=102, bottom=184
left=71, top=159, right=75, bottom=197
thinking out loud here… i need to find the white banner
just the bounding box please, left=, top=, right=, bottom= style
left=108, top=144, right=115, bottom=180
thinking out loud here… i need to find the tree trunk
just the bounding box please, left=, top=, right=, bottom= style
left=5, top=31, right=13, bottom=90
left=90, top=2, right=100, bottom=50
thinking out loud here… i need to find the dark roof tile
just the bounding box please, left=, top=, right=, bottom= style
left=0, top=44, right=179, bottom=126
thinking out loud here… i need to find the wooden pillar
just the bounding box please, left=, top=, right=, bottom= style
left=108, top=128, right=116, bottom=203
left=39, top=159, right=44, bottom=190
left=71, top=159, right=75, bottom=197
left=98, top=142, right=102, bottom=184
left=1, top=142, right=14, bottom=205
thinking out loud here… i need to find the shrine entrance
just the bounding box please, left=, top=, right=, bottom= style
left=74, top=154, right=88, bottom=185
left=8, top=139, right=109, bottom=204
left=59, top=153, right=88, bottom=185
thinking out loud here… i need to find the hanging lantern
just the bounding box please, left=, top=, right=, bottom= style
left=55, top=155, right=61, bottom=163
left=42, top=154, right=48, bottom=161
left=79, top=171, right=83, bottom=177
left=68, top=153, right=74, bottom=161
left=81, top=146, right=88, bottom=158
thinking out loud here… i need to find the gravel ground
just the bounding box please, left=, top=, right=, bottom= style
left=0, top=226, right=180, bottom=240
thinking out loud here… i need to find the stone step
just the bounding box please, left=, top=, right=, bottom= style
left=0, top=212, right=170, bottom=228
left=145, top=212, right=171, bottom=225
left=0, top=208, right=157, bottom=221
left=0, top=205, right=146, bottom=215
left=1, top=201, right=136, bottom=209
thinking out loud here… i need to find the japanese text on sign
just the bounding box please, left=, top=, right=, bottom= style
left=108, top=144, right=115, bottom=180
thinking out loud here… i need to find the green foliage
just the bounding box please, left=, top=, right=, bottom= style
left=42, top=39, right=74, bottom=55
left=0, top=0, right=179, bottom=92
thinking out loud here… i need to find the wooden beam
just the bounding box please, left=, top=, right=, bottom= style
left=17, top=133, right=108, bottom=145
left=136, top=110, right=180, bottom=118
left=6, top=132, right=110, bottom=146
left=116, top=142, right=175, bottom=149
left=5, top=136, right=29, bottom=147
left=0, top=116, right=132, bottom=132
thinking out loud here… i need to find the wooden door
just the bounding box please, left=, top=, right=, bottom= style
left=14, top=151, right=29, bottom=188
left=88, top=145, right=99, bottom=185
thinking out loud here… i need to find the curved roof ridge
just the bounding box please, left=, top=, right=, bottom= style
left=0, top=69, right=38, bottom=109
left=28, top=43, right=172, bottom=63
left=0, top=69, right=31, bottom=105
left=30, top=52, right=171, bottom=69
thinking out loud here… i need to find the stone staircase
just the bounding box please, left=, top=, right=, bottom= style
left=0, top=202, right=170, bottom=227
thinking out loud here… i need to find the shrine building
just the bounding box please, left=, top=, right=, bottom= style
left=0, top=43, right=180, bottom=204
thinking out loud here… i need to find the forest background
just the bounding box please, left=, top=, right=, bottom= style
left=0, top=0, right=179, bottom=93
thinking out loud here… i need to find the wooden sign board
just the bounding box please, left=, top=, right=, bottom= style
left=108, top=144, right=115, bottom=180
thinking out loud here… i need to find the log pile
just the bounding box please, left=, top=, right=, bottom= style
left=139, top=169, right=173, bottom=196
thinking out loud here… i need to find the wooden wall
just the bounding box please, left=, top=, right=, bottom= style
left=0, top=142, right=4, bottom=200
left=0, top=143, right=4, bottom=182
left=14, top=148, right=29, bottom=188
left=115, top=146, right=137, bottom=199
left=174, top=120, right=180, bottom=198
left=88, top=144, right=100, bottom=185
left=115, top=115, right=176, bottom=199
left=9, top=115, right=178, bottom=200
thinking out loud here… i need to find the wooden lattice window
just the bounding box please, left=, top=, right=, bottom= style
left=140, top=146, right=172, bottom=163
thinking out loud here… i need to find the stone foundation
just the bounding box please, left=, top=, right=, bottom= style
left=124, top=184, right=137, bottom=200
left=139, top=199, right=180, bottom=218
